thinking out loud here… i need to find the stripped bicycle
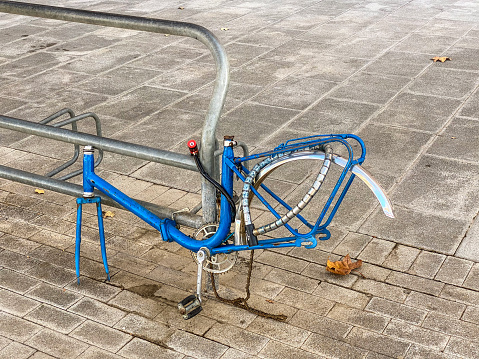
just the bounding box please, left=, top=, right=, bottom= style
left=76, top=134, right=394, bottom=319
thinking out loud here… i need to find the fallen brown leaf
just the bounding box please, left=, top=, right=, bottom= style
left=178, top=6, right=184, bottom=10
left=266, top=299, right=274, bottom=304
left=326, top=254, right=362, bottom=276
left=102, top=210, right=115, bottom=218
left=431, top=56, right=451, bottom=63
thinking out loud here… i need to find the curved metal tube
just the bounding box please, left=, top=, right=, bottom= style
left=256, top=151, right=395, bottom=218
left=0, top=0, right=230, bottom=223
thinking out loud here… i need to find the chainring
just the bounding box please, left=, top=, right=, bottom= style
left=191, top=223, right=238, bottom=274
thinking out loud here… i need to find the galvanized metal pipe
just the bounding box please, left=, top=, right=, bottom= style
left=0, top=164, right=204, bottom=228
left=0, top=115, right=197, bottom=171
left=0, top=1, right=230, bottom=223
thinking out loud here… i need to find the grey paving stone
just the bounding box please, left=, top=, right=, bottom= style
left=0, top=311, right=42, bottom=342
left=259, top=340, right=320, bottom=359
left=463, top=263, right=479, bottom=291
left=357, top=238, right=395, bottom=265
left=28, top=352, right=57, bottom=359
left=117, top=337, right=183, bottom=359
left=422, top=311, right=479, bottom=342
left=372, top=92, right=461, bottom=132
left=166, top=330, right=228, bottom=359
left=301, top=333, right=367, bottom=359
left=0, top=249, right=39, bottom=273
left=364, top=52, right=429, bottom=78
left=360, top=206, right=468, bottom=255
left=69, top=297, right=126, bottom=326
left=406, top=344, right=463, bottom=359
left=70, top=320, right=132, bottom=353
left=25, top=304, right=85, bottom=334
left=25, top=328, right=89, bottom=359
left=3, top=69, right=91, bottom=102
left=0, top=268, right=40, bottom=293
left=393, top=34, right=457, bottom=54
left=405, top=291, right=466, bottom=318
left=289, top=309, right=351, bottom=340
left=25, top=282, right=82, bottom=309
left=329, top=72, right=410, bottom=105
left=253, top=76, right=337, bottom=110
left=108, top=288, right=165, bottom=318
left=205, top=322, right=269, bottom=355
left=114, top=313, right=174, bottom=346
left=247, top=316, right=311, bottom=348
left=461, top=305, right=479, bottom=325
left=256, top=251, right=309, bottom=274
left=0, top=336, right=11, bottom=351
left=218, top=103, right=300, bottom=147
left=326, top=37, right=397, bottom=60
left=345, top=327, right=409, bottom=358
left=365, top=297, right=426, bottom=324
left=146, top=264, right=195, bottom=292
left=26, top=261, right=77, bottom=287
left=270, top=287, right=335, bottom=315
left=435, top=256, right=473, bottom=286
left=407, top=250, right=446, bottom=279
left=460, top=89, right=479, bottom=119
left=441, top=284, right=479, bottom=306
left=230, top=58, right=303, bottom=87
left=76, top=346, right=123, bottom=359
left=0, top=288, right=40, bottom=316
left=392, top=156, right=479, bottom=219
left=387, top=271, right=444, bottom=296
left=64, top=276, right=121, bottom=302
left=446, top=336, right=479, bottom=359
left=356, top=263, right=391, bottom=282
left=0, top=219, right=41, bottom=239
left=352, top=279, right=409, bottom=303
left=356, top=123, right=432, bottom=178
left=428, top=117, right=479, bottom=163
left=288, top=97, right=379, bottom=134
left=313, top=282, right=370, bottom=309
left=381, top=244, right=420, bottom=272
left=264, top=268, right=319, bottom=293
left=0, top=341, right=35, bottom=359
left=92, top=85, right=184, bottom=122
left=154, top=304, right=216, bottom=337
left=409, top=67, right=479, bottom=99
left=440, top=47, right=479, bottom=72
left=327, top=303, right=389, bottom=332
left=384, top=320, right=449, bottom=350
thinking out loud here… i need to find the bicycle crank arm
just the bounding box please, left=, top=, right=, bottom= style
left=256, top=151, right=394, bottom=219
left=177, top=248, right=208, bottom=320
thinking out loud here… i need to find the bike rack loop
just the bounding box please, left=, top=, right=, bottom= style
left=0, top=1, right=230, bottom=227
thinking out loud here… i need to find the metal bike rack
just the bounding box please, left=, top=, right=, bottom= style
left=0, top=1, right=230, bottom=227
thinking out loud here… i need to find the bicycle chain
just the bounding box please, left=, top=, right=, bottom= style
left=209, top=250, right=287, bottom=322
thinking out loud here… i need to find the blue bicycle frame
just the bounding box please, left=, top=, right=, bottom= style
left=75, top=134, right=394, bottom=282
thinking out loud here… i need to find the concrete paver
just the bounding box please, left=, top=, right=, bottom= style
left=1, top=0, right=479, bottom=358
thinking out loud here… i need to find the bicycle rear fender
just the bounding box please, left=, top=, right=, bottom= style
left=256, top=151, right=394, bottom=219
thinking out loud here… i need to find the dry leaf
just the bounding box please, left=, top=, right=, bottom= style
left=326, top=254, right=362, bottom=276
left=102, top=210, right=115, bottom=218
left=266, top=299, right=274, bottom=304
left=431, top=56, right=451, bottom=63
left=221, top=27, right=229, bottom=31
left=178, top=6, right=184, bottom=10
left=34, top=189, right=45, bottom=194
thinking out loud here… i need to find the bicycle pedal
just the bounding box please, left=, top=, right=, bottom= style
left=178, top=294, right=202, bottom=320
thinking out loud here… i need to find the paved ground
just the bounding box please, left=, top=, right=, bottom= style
left=1, top=0, right=479, bottom=358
